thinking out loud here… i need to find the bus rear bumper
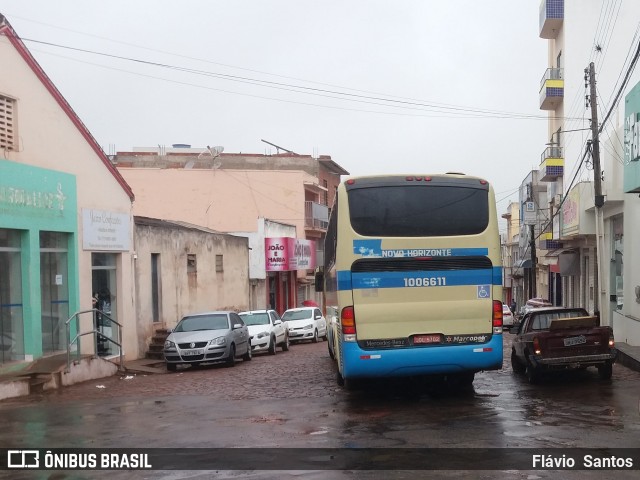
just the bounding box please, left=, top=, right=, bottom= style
left=341, top=335, right=503, bottom=380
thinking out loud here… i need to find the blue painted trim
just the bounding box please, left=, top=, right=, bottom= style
left=353, top=239, right=489, bottom=258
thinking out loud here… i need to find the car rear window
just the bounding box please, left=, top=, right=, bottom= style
left=283, top=310, right=312, bottom=321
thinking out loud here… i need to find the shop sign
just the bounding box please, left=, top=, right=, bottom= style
left=265, top=237, right=316, bottom=271
left=82, top=209, right=131, bottom=251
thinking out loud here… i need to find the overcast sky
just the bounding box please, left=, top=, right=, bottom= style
left=0, top=1, right=548, bottom=221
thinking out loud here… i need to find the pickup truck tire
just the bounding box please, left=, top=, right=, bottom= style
left=598, top=361, right=613, bottom=380
left=525, top=357, right=540, bottom=384
left=511, top=350, right=526, bottom=374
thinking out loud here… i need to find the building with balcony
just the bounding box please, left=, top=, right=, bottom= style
left=112, top=147, right=348, bottom=314
left=536, top=0, right=640, bottom=347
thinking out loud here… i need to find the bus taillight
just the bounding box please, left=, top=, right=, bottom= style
left=492, top=300, right=503, bottom=330
left=341, top=306, right=357, bottom=341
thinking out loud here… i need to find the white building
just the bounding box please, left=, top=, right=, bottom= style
left=538, top=0, right=640, bottom=344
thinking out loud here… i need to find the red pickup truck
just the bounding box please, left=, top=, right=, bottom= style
left=510, top=307, right=616, bottom=383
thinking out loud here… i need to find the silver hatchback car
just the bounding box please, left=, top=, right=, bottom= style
left=164, top=311, right=251, bottom=371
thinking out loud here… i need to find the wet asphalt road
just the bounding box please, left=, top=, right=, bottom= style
left=1, top=333, right=639, bottom=479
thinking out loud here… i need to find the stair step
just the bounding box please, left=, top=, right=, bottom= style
left=148, top=344, right=164, bottom=352
left=146, top=351, right=164, bottom=360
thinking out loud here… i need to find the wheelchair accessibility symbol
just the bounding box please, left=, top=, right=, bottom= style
left=477, top=285, right=490, bottom=298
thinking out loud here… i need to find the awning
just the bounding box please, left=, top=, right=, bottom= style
left=545, top=248, right=578, bottom=257
left=514, top=259, right=532, bottom=269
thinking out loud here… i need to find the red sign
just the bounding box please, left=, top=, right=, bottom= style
left=265, top=237, right=316, bottom=272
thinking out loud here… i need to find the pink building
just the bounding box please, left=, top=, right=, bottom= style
left=114, top=147, right=348, bottom=313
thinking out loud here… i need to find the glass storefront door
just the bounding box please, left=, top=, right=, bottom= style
left=0, top=229, right=25, bottom=363
left=40, top=232, right=70, bottom=355
left=92, top=253, right=118, bottom=357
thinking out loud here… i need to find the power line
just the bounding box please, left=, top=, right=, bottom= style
left=16, top=34, right=585, bottom=122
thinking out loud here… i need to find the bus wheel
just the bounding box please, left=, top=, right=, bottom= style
left=336, top=371, right=345, bottom=386
left=455, top=372, right=475, bottom=387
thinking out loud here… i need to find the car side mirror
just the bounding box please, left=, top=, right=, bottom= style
left=274, top=320, right=282, bottom=326
left=233, top=323, right=243, bottom=330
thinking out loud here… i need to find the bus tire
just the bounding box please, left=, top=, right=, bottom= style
left=336, top=371, right=345, bottom=386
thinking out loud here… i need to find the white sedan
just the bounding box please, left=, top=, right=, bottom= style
left=502, top=304, right=515, bottom=329
left=239, top=310, right=289, bottom=354
left=282, top=307, right=328, bottom=343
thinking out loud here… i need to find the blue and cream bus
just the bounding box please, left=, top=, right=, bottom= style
left=318, top=173, right=503, bottom=388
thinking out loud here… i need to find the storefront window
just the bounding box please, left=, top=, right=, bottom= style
left=613, top=217, right=623, bottom=310
left=0, top=229, right=25, bottom=363
left=40, top=231, right=69, bottom=354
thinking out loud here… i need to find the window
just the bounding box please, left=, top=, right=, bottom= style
left=323, top=180, right=328, bottom=206
left=348, top=185, right=489, bottom=237
left=216, top=254, right=223, bottom=272
left=0, top=94, right=16, bottom=151
left=187, top=254, right=197, bottom=273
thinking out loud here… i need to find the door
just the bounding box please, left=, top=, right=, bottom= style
left=92, top=253, right=119, bottom=357
left=40, top=232, right=69, bottom=355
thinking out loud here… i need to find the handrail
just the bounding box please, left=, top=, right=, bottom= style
left=66, top=309, right=124, bottom=373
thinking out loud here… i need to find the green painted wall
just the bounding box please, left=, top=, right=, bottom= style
left=0, top=160, right=79, bottom=358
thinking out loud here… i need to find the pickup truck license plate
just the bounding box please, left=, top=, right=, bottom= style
left=563, top=335, right=587, bottom=347
left=182, top=349, right=203, bottom=356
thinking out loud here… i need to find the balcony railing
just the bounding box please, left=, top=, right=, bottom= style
left=539, top=145, right=564, bottom=181
left=540, top=68, right=564, bottom=110
left=305, top=201, right=329, bottom=231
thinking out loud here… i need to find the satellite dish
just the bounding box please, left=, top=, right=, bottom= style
left=208, top=145, right=224, bottom=157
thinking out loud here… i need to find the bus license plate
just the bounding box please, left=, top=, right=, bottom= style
left=414, top=334, right=441, bottom=344
left=182, top=349, right=203, bottom=356
left=563, top=335, right=586, bottom=347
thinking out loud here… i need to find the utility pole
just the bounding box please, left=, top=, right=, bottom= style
left=529, top=223, right=536, bottom=299
left=588, top=63, right=604, bottom=209
left=586, top=62, right=604, bottom=318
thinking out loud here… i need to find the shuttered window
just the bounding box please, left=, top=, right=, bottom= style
left=0, top=95, right=16, bottom=151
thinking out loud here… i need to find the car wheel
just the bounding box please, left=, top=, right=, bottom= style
left=242, top=344, right=252, bottom=361
left=511, top=350, right=526, bottom=374
left=268, top=335, right=277, bottom=355
left=282, top=333, right=290, bottom=351
left=166, top=362, right=177, bottom=372
left=312, top=329, right=319, bottom=343
left=598, top=361, right=613, bottom=380
left=226, top=344, right=236, bottom=367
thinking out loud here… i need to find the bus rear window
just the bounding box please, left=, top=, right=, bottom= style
left=348, top=185, right=489, bottom=237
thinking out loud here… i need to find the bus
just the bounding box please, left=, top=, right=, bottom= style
left=317, top=173, right=503, bottom=388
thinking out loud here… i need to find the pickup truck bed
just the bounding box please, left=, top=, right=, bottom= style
left=510, top=308, right=617, bottom=383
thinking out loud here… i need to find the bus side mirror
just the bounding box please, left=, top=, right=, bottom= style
left=315, top=269, right=324, bottom=292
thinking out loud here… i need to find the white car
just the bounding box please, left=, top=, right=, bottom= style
left=282, top=307, right=328, bottom=343
left=239, top=310, right=289, bottom=354
left=502, top=304, right=515, bottom=329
